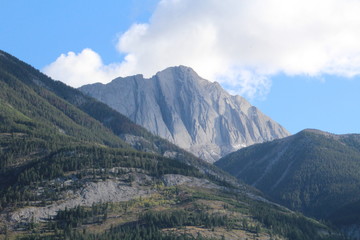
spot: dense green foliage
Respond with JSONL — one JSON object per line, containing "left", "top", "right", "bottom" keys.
{"left": 0, "top": 51, "right": 129, "bottom": 175}
{"left": 216, "top": 129, "right": 360, "bottom": 225}
{"left": 55, "top": 204, "right": 109, "bottom": 228}
{"left": 0, "top": 61, "right": 125, "bottom": 149}
{"left": 250, "top": 203, "right": 327, "bottom": 240}
{"left": 55, "top": 209, "right": 229, "bottom": 240}
{"left": 139, "top": 209, "right": 229, "bottom": 229}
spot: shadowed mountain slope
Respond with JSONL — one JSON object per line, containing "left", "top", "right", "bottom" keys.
{"left": 216, "top": 129, "right": 360, "bottom": 227}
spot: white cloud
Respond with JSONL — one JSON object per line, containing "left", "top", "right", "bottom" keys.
{"left": 42, "top": 49, "right": 136, "bottom": 88}
{"left": 218, "top": 70, "right": 272, "bottom": 101}
{"left": 44, "top": 0, "right": 360, "bottom": 99}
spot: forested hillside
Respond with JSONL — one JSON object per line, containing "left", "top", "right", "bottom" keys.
{"left": 0, "top": 51, "right": 344, "bottom": 240}
{"left": 216, "top": 129, "right": 360, "bottom": 234}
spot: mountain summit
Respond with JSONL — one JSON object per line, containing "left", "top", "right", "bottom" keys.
{"left": 80, "top": 66, "right": 290, "bottom": 162}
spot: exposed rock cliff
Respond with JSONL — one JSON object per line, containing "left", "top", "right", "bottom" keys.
{"left": 80, "top": 66, "right": 289, "bottom": 162}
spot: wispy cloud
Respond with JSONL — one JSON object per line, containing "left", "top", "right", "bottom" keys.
{"left": 43, "top": 0, "right": 360, "bottom": 99}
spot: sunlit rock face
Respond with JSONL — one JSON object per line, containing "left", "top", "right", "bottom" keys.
{"left": 80, "top": 66, "right": 290, "bottom": 163}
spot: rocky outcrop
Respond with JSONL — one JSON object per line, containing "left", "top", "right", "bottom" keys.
{"left": 80, "top": 66, "right": 290, "bottom": 162}
{"left": 9, "top": 173, "right": 225, "bottom": 223}
{"left": 10, "top": 175, "right": 155, "bottom": 223}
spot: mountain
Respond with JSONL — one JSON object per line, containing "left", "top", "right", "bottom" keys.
{"left": 0, "top": 50, "right": 235, "bottom": 184}
{"left": 0, "top": 50, "right": 127, "bottom": 168}
{"left": 0, "top": 50, "right": 343, "bottom": 240}
{"left": 216, "top": 129, "right": 360, "bottom": 234}
{"left": 79, "top": 66, "right": 290, "bottom": 162}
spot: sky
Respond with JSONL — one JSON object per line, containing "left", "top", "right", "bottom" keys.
{"left": 1, "top": 0, "right": 360, "bottom": 134}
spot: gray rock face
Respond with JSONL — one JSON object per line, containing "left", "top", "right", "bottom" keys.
{"left": 80, "top": 66, "right": 290, "bottom": 162}
{"left": 10, "top": 175, "right": 155, "bottom": 223}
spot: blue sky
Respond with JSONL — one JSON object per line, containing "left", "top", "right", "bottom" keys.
{"left": 0, "top": 0, "right": 157, "bottom": 67}
{"left": 1, "top": 0, "right": 360, "bottom": 134}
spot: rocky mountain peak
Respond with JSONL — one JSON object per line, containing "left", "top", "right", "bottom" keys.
{"left": 80, "top": 66, "right": 290, "bottom": 163}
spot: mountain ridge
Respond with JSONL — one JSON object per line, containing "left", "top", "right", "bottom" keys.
{"left": 216, "top": 128, "right": 360, "bottom": 238}
{"left": 80, "top": 66, "right": 290, "bottom": 162}
{"left": 0, "top": 50, "right": 240, "bottom": 187}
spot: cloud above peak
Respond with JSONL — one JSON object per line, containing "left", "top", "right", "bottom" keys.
{"left": 43, "top": 49, "right": 132, "bottom": 88}
{"left": 44, "top": 0, "right": 360, "bottom": 99}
